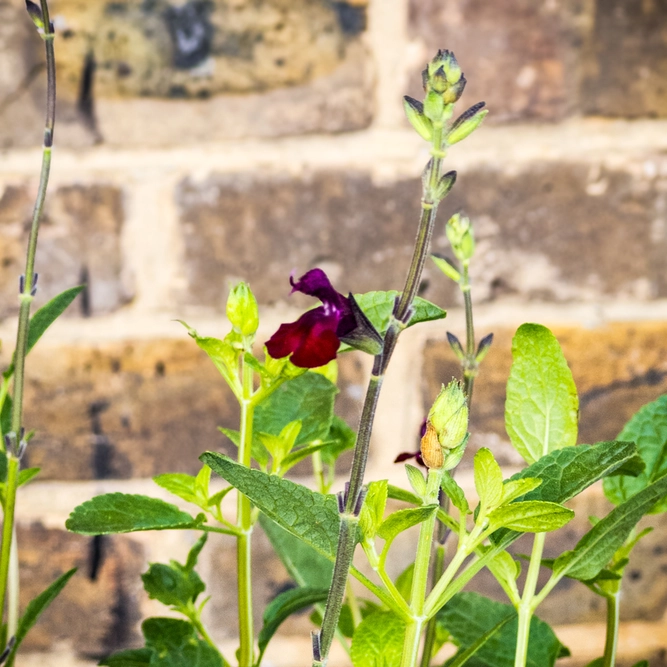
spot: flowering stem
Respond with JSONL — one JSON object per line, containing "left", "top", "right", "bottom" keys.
{"left": 461, "top": 264, "right": 476, "bottom": 402}
{"left": 237, "top": 356, "right": 255, "bottom": 667}
{"left": 0, "top": 0, "right": 55, "bottom": 640}
{"left": 313, "top": 124, "right": 448, "bottom": 667}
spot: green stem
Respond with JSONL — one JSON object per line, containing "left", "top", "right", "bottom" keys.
{"left": 418, "top": 542, "right": 445, "bottom": 667}
{"left": 401, "top": 469, "right": 442, "bottom": 667}
{"left": 602, "top": 592, "right": 620, "bottom": 667}
{"left": 461, "top": 265, "right": 476, "bottom": 403}
{"left": 237, "top": 358, "right": 255, "bottom": 667}
{"left": 514, "top": 533, "right": 545, "bottom": 667}
{"left": 0, "top": 0, "right": 55, "bottom": 639}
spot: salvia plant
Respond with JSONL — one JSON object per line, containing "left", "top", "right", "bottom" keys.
{"left": 1, "top": 4, "right": 665, "bottom": 666}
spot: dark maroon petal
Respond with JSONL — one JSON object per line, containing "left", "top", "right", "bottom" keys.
{"left": 291, "top": 269, "right": 349, "bottom": 313}
{"left": 394, "top": 451, "right": 419, "bottom": 463}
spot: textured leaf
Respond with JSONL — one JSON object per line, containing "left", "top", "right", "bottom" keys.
{"left": 474, "top": 448, "right": 503, "bottom": 510}
{"left": 254, "top": 372, "right": 338, "bottom": 445}
{"left": 257, "top": 587, "right": 329, "bottom": 662}
{"left": 445, "top": 613, "right": 515, "bottom": 667}
{"left": 98, "top": 649, "right": 153, "bottom": 667}
{"left": 556, "top": 473, "right": 667, "bottom": 581}
{"left": 153, "top": 473, "right": 199, "bottom": 505}
{"left": 319, "top": 415, "right": 356, "bottom": 466}
{"left": 142, "top": 618, "right": 223, "bottom": 667}
{"left": 359, "top": 480, "right": 388, "bottom": 540}
{"left": 405, "top": 465, "right": 427, "bottom": 498}
{"left": 377, "top": 506, "right": 438, "bottom": 543}
{"left": 203, "top": 453, "right": 340, "bottom": 558}
{"left": 3, "top": 286, "right": 84, "bottom": 379}
{"left": 501, "top": 478, "right": 541, "bottom": 505}
{"left": 6, "top": 569, "right": 77, "bottom": 667}
{"left": 604, "top": 394, "right": 667, "bottom": 513}
{"left": 350, "top": 611, "right": 405, "bottom": 667}
{"left": 437, "top": 592, "right": 569, "bottom": 667}
{"left": 505, "top": 324, "right": 578, "bottom": 464}
{"left": 353, "top": 291, "right": 446, "bottom": 334}
{"left": 441, "top": 472, "right": 470, "bottom": 514}
{"left": 66, "top": 494, "right": 199, "bottom": 535}
{"left": 142, "top": 562, "right": 205, "bottom": 608}
{"left": 488, "top": 501, "right": 573, "bottom": 533}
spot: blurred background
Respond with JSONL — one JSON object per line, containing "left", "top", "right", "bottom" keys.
{"left": 2, "top": 0, "right": 667, "bottom": 664}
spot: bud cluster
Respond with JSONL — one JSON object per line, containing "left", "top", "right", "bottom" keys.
{"left": 446, "top": 212, "right": 475, "bottom": 265}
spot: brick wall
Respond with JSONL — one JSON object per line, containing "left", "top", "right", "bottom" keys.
{"left": 2, "top": 0, "right": 667, "bottom": 665}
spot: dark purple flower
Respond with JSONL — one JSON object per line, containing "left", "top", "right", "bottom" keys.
{"left": 266, "top": 269, "right": 382, "bottom": 369}
{"left": 394, "top": 418, "right": 428, "bottom": 468}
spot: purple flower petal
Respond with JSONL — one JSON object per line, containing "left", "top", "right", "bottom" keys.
{"left": 291, "top": 269, "right": 350, "bottom": 315}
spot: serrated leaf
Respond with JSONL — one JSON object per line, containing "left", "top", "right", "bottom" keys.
{"left": 556, "top": 473, "right": 667, "bottom": 581}
{"left": 203, "top": 453, "right": 340, "bottom": 559}
{"left": 4, "top": 286, "right": 84, "bottom": 379}
{"left": 377, "top": 505, "right": 438, "bottom": 543}
{"left": 359, "top": 480, "right": 388, "bottom": 540}
{"left": 99, "top": 649, "right": 154, "bottom": 667}
{"left": 66, "top": 494, "right": 199, "bottom": 535}
{"left": 474, "top": 448, "right": 503, "bottom": 510}
{"left": 353, "top": 291, "right": 446, "bottom": 335}
{"left": 445, "top": 613, "right": 515, "bottom": 667}
{"left": 437, "top": 592, "right": 569, "bottom": 667}
{"left": 254, "top": 372, "right": 338, "bottom": 445}
{"left": 488, "top": 501, "right": 573, "bottom": 533}
{"left": 350, "top": 611, "right": 405, "bottom": 667}
{"left": 142, "top": 618, "right": 223, "bottom": 667}
{"left": 6, "top": 568, "right": 77, "bottom": 667}
{"left": 142, "top": 562, "right": 205, "bottom": 608}
{"left": 604, "top": 394, "right": 667, "bottom": 513}
{"left": 405, "top": 465, "right": 426, "bottom": 498}
{"left": 505, "top": 324, "right": 579, "bottom": 464}
{"left": 257, "top": 587, "right": 329, "bottom": 663}
{"left": 441, "top": 472, "right": 470, "bottom": 514}
{"left": 153, "top": 473, "right": 199, "bottom": 505}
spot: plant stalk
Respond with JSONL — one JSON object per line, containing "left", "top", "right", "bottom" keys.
{"left": 313, "top": 126, "right": 447, "bottom": 667}
{"left": 0, "top": 0, "right": 55, "bottom": 637}
{"left": 602, "top": 591, "right": 620, "bottom": 667}
{"left": 237, "top": 357, "right": 255, "bottom": 667}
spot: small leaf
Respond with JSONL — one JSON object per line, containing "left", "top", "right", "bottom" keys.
{"left": 405, "top": 465, "right": 426, "bottom": 498}
{"left": 359, "top": 480, "right": 388, "bottom": 540}
{"left": 153, "top": 473, "right": 199, "bottom": 505}
{"left": 6, "top": 569, "right": 77, "bottom": 667}
{"left": 3, "top": 286, "right": 84, "bottom": 379}
{"left": 99, "top": 649, "right": 154, "bottom": 667}
{"left": 319, "top": 415, "right": 356, "bottom": 466}
{"left": 66, "top": 494, "right": 199, "bottom": 535}
{"left": 17, "top": 467, "right": 40, "bottom": 487}
{"left": 441, "top": 472, "right": 470, "bottom": 514}
{"left": 505, "top": 324, "right": 579, "bottom": 464}
{"left": 350, "top": 611, "right": 405, "bottom": 667}
{"left": 142, "top": 562, "right": 205, "bottom": 608}
{"left": 501, "top": 478, "right": 541, "bottom": 505}
{"left": 604, "top": 394, "right": 667, "bottom": 513}
{"left": 487, "top": 549, "right": 521, "bottom": 585}
{"left": 185, "top": 533, "right": 208, "bottom": 571}
{"left": 142, "top": 617, "right": 223, "bottom": 667}
{"left": 395, "top": 563, "right": 414, "bottom": 602}
{"left": 378, "top": 506, "right": 438, "bottom": 543}
{"left": 257, "top": 587, "right": 329, "bottom": 663}
{"left": 488, "top": 501, "right": 574, "bottom": 533}
{"left": 474, "top": 448, "right": 504, "bottom": 510}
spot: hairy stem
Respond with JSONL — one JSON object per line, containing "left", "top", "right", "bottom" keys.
{"left": 603, "top": 591, "right": 620, "bottom": 667}
{"left": 0, "top": 0, "right": 55, "bottom": 637}
{"left": 237, "top": 358, "right": 255, "bottom": 667}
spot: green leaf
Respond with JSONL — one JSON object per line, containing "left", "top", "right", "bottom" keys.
{"left": 259, "top": 420, "right": 302, "bottom": 469}
{"left": 141, "top": 562, "right": 205, "bottom": 608}
{"left": 350, "top": 611, "right": 405, "bottom": 667}
{"left": 505, "top": 324, "right": 578, "bottom": 464}
{"left": 377, "top": 506, "right": 438, "bottom": 543}
{"left": 98, "top": 648, "right": 154, "bottom": 667}
{"left": 359, "top": 480, "right": 388, "bottom": 540}
{"left": 153, "top": 473, "right": 199, "bottom": 505}
{"left": 6, "top": 569, "right": 77, "bottom": 667}
{"left": 474, "top": 448, "right": 503, "bottom": 511}
{"left": 555, "top": 473, "right": 667, "bottom": 581}
{"left": 66, "top": 494, "right": 199, "bottom": 535}
{"left": 405, "top": 465, "right": 426, "bottom": 498}
{"left": 17, "top": 467, "right": 40, "bottom": 487}
{"left": 218, "top": 427, "right": 269, "bottom": 468}
{"left": 319, "top": 415, "right": 356, "bottom": 466}
{"left": 445, "top": 613, "right": 515, "bottom": 667}
{"left": 185, "top": 533, "right": 208, "bottom": 571}
{"left": 387, "top": 484, "right": 422, "bottom": 506}
{"left": 4, "top": 286, "right": 84, "bottom": 379}
{"left": 142, "top": 618, "right": 223, "bottom": 667}
{"left": 0, "top": 450, "right": 7, "bottom": 484}
{"left": 257, "top": 587, "right": 329, "bottom": 663}
{"left": 259, "top": 514, "right": 333, "bottom": 588}
{"left": 353, "top": 291, "right": 446, "bottom": 334}
{"left": 501, "top": 478, "right": 541, "bottom": 505}
{"left": 395, "top": 563, "right": 414, "bottom": 602}
{"left": 203, "top": 453, "right": 340, "bottom": 559}
{"left": 0, "top": 394, "right": 11, "bottom": 439}
{"left": 488, "top": 501, "right": 573, "bottom": 533}
{"left": 441, "top": 472, "right": 470, "bottom": 514}
{"left": 437, "top": 592, "right": 569, "bottom": 667}
{"left": 254, "top": 372, "right": 338, "bottom": 445}
{"left": 280, "top": 440, "right": 340, "bottom": 473}
{"left": 582, "top": 659, "right": 603, "bottom": 667}
{"left": 604, "top": 394, "right": 667, "bottom": 513}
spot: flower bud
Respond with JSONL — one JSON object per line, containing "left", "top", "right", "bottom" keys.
{"left": 226, "top": 282, "right": 259, "bottom": 337}
{"left": 446, "top": 213, "right": 475, "bottom": 263}
{"left": 423, "top": 90, "right": 445, "bottom": 122}
{"left": 447, "top": 102, "right": 488, "bottom": 145}
{"left": 422, "top": 50, "right": 466, "bottom": 104}
{"left": 25, "top": 0, "right": 44, "bottom": 29}
{"left": 431, "top": 254, "right": 461, "bottom": 283}
{"left": 475, "top": 333, "right": 494, "bottom": 363}
{"left": 403, "top": 96, "right": 433, "bottom": 141}
{"left": 435, "top": 170, "right": 457, "bottom": 201}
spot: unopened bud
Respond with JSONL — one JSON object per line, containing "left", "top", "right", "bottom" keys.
{"left": 435, "top": 171, "right": 457, "bottom": 200}
{"left": 446, "top": 331, "right": 465, "bottom": 361}
{"left": 476, "top": 333, "right": 494, "bottom": 363}
{"left": 226, "top": 282, "right": 259, "bottom": 337}
{"left": 447, "top": 102, "right": 488, "bottom": 145}
{"left": 442, "top": 75, "right": 467, "bottom": 104}
{"left": 431, "top": 254, "right": 461, "bottom": 282}
{"left": 420, "top": 421, "right": 443, "bottom": 469}
{"left": 25, "top": 0, "right": 44, "bottom": 29}
{"left": 446, "top": 213, "right": 475, "bottom": 263}
{"left": 403, "top": 96, "right": 433, "bottom": 141}
{"left": 423, "top": 90, "right": 445, "bottom": 123}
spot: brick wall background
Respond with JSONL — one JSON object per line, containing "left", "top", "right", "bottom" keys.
{"left": 2, "top": 0, "right": 667, "bottom": 665}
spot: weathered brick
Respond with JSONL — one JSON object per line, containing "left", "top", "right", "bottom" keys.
{"left": 407, "top": 0, "right": 589, "bottom": 122}
{"left": 0, "top": 182, "right": 130, "bottom": 319}
{"left": 19, "top": 0, "right": 373, "bottom": 146}
{"left": 423, "top": 323, "right": 667, "bottom": 465}
{"left": 17, "top": 522, "right": 143, "bottom": 655}
{"left": 176, "top": 161, "right": 667, "bottom": 311}
{"left": 582, "top": 0, "right": 667, "bottom": 118}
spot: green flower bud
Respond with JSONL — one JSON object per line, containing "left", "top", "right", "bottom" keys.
{"left": 447, "top": 102, "right": 488, "bottom": 145}
{"left": 421, "top": 381, "right": 469, "bottom": 469}
{"left": 25, "top": 0, "right": 44, "bottom": 30}
{"left": 423, "top": 90, "right": 445, "bottom": 122}
{"left": 446, "top": 213, "right": 475, "bottom": 263}
{"left": 422, "top": 50, "right": 466, "bottom": 104}
{"left": 475, "top": 333, "right": 494, "bottom": 363}
{"left": 403, "top": 96, "right": 433, "bottom": 141}
{"left": 435, "top": 170, "right": 457, "bottom": 201}
{"left": 442, "top": 75, "right": 467, "bottom": 104}
{"left": 226, "top": 282, "right": 259, "bottom": 337}
{"left": 427, "top": 50, "right": 462, "bottom": 86}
